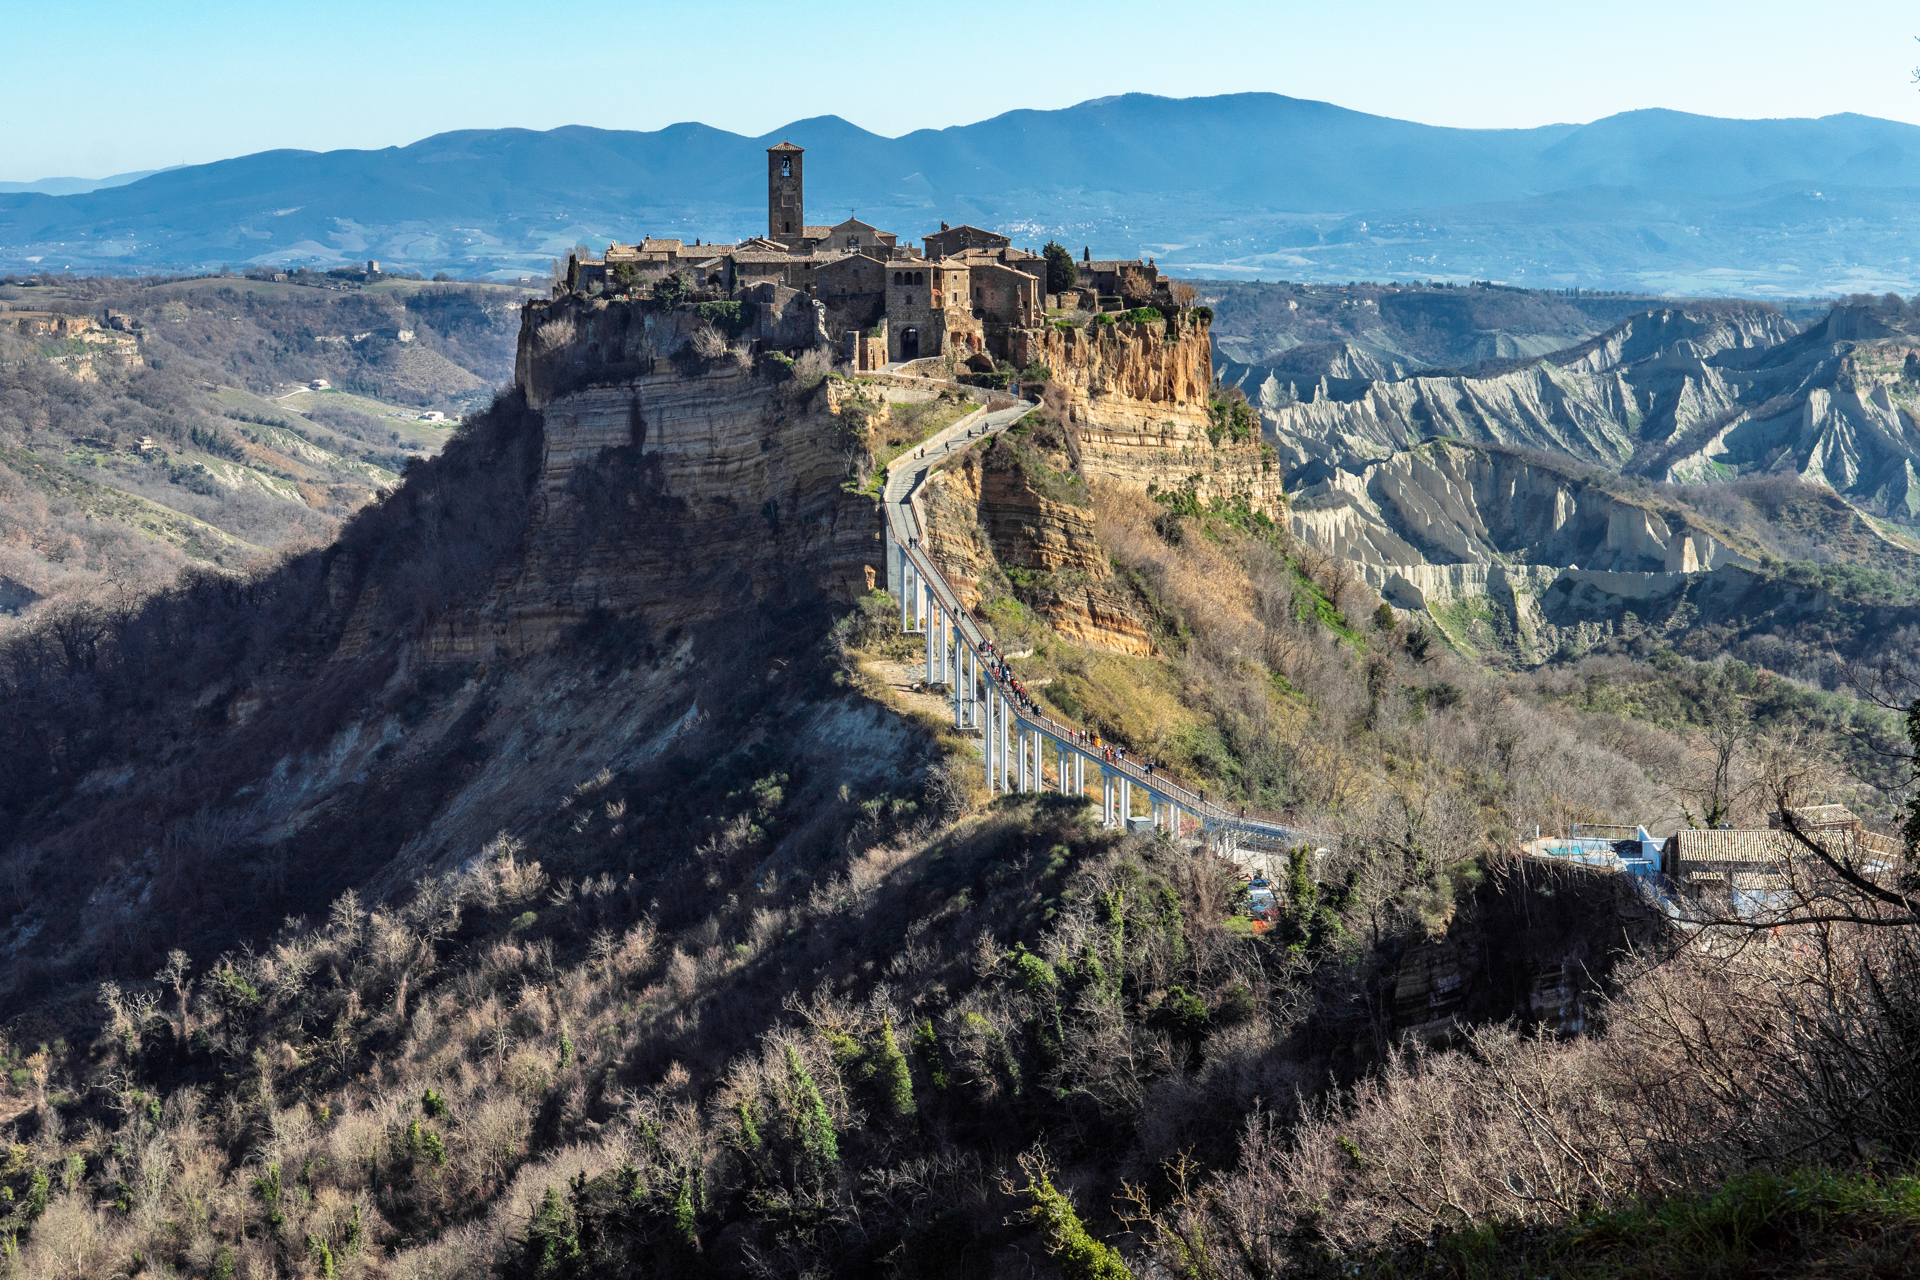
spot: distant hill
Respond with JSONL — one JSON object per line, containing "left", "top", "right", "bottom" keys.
{"left": 0, "top": 168, "right": 172, "bottom": 196}
{"left": 4, "top": 95, "right": 1919, "bottom": 293}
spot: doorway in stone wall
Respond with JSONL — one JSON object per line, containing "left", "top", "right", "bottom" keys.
{"left": 900, "top": 327, "right": 920, "bottom": 360}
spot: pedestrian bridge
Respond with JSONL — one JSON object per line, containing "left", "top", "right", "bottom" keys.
{"left": 877, "top": 387, "right": 1337, "bottom": 860}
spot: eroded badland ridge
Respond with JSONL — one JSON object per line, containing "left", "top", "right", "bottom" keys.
{"left": 0, "top": 145, "right": 1915, "bottom": 1279}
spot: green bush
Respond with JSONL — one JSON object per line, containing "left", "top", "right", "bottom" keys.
{"left": 1121, "top": 307, "right": 1163, "bottom": 324}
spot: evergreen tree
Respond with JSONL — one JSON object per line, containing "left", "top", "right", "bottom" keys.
{"left": 522, "top": 1184, "right": 580, "bottom": 1279}
{"left": 1020, "top": 1170, "right": 1132, "bottom": 1280}
{"left": 783, "top": 1044, "right": 839, "bottom": 1182}
{"left": 1043, "top": 242, "right": 1078, "bottom": 294}
{"left": 873, "top": 1017, "right": 916, "bottom": 1118}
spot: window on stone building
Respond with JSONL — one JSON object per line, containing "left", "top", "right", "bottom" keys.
{"left": 781, "top": 159, "right": 791, "bottom": 177}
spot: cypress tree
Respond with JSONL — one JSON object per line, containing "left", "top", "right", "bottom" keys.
{"left": 912, "top": 1019, "right": 949, "bottom": 1090}
{"left": 783, "top": 1044, "right": 839, "bottom": 1180}
{"left": 873, "top": 1017, "right": 915, "bottom": 1118}
{"left": 1021, "top": 1172, "right": 1132, "bottom": 1280}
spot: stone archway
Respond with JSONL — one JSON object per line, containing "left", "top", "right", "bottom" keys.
{"left": 900, "top": 327, "right": 920, "bottom": 360}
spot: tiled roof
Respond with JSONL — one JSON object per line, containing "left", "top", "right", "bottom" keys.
{"left": 767, "top": 141, "right": 803, "bottom": 152}
{"left": 1668, "top": 829, "right": 1796, "bottom": 864}
{"left": 803, "top": 226, "right": 832, "bottom": 238}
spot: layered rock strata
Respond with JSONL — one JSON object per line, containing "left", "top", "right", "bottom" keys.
{"left": 922, "top": 447, "right": 1151, "bottom": 656}
{"left": 1288, "top": 441, "right": 1758, "bottom": 577}
{"left": 1015, "top": 313, "right": 1284, "bottom": 514}
{"left": 392, "top": 302, "right": 877, "bottom": 660}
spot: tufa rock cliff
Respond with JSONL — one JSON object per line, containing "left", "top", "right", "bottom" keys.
{"left": 921, "top": 433, "right": 1152, "bottom": 656}
{"left": 0, "top": 298, "right": 910, "bottom": 1002}
{"left": 1016, "top": 311, "right": 1284, "bottom": 514}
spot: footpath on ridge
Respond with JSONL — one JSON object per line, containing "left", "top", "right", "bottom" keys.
{"left": 873, "top": 367, "right": 1337, "bottom": 864}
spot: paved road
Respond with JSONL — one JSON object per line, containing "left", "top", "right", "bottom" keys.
{"left": 882, "top": 398, "right": 1030, "bottom": 509}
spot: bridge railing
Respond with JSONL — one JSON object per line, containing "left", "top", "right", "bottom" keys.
{"left": 876, "top": 388, "right": 1340, "bottom": 852}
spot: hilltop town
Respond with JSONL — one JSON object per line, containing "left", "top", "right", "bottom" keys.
{"left": 562, "top": 142, "right": 1179, "bottom": 368}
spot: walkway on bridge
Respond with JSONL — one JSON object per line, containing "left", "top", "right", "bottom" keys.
{"left": 874, "top": 375, "right": 1338, "bottom": 860}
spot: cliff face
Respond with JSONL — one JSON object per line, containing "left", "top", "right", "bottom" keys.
{"left": 922, "top": 444, "right": 1152, "bottom": 656}
{"left": 350, "top": 295, "right": 877, "bottom": 661}
{"left": 1288, "top": 441, "right": 1758, "bottom": 577}
{"left": 1263, "top": 305, "right": 1920, "bottom": 526}
{"left": 419, "top": 364, "right": 871, "bottom": 660}
{"left": 1016, "top": 314, "right": 1284, "bottom": 514}
{"left": 1381, "top": 857, "right": 1668, "bottom": 1045}
{"left": 0, "top": 314, "right": 901, "bottom": 1000}
{"left": 515, "top": 292, "right": 828, "bottom": 410}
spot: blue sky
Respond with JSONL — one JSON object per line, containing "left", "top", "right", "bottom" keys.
{"left": 5, "top": 0, "right": 1920, "bottom": 181}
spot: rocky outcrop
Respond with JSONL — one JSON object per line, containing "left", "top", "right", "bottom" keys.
{"left": 1262, "top": 304, "right": 1920, "bottom": 529}
{"left": 416, "top": 357, "right": 872, "bottom": 660}
{"left": 1016, "top": 313, "right": 1285, "bottom": 515}
{"left": 922, "top": 445, "right": 1152, "bottom": 656}
{"left": 516, "top": 292, "right": 827, "bottom": 408}
{"left": 1282, "top": 440, "right": 1772, "bottom": 664}
{"left": 1265, "top": 307, "right": 1796, "bottom": 478}
{"left": 1289, "top": 442, "right": 1758, "bottom": 576}
{"left": 1382, "top": 856, "right": 1669, "bottom": 1044}
{"left": 15, "top": 311, "right": 144, "bottom": 381}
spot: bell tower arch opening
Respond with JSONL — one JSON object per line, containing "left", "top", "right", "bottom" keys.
{"left": 767, "top": 142, "right": 804, "bottom": 246}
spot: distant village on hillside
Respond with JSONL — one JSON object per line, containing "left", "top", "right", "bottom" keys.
{"left": 563, "top": 143, "right": 1179, "bottom": 368}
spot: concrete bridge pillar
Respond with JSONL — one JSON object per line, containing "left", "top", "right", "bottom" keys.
{"left": 982, "top": 684, "right": 993, "bottom": 789}
{"left": 925, "top": 600, "right": 937, "bottom": 682}
{"left": 1006, "top": 694, "right": 1021, "bottom": 794}
{"left": 1120, "top": 776, "right": 1132, "bottom": 826}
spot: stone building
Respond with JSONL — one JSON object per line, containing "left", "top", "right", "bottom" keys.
{"left": 883, "top": 259, "right": 982, "bottom": 361}
{"left": 924, "top": 223, "right": 1010, "bottom": 258}
{"left": 1662, "top": 806, "right": 1897, "bottom": 897}
{"left": 558, "top": 141, "right": 1173, "bottom": 366}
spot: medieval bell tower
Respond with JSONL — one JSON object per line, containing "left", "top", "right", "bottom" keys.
{"left": 767, "top": 142, "right": 803, "bottom": 245}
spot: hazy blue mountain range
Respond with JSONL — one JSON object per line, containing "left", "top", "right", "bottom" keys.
{"left": 0, "top": 168, "right": 173, "bottom": 196}
{"left": 4, "top": 94, "right": 1918, "bottom": 294}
